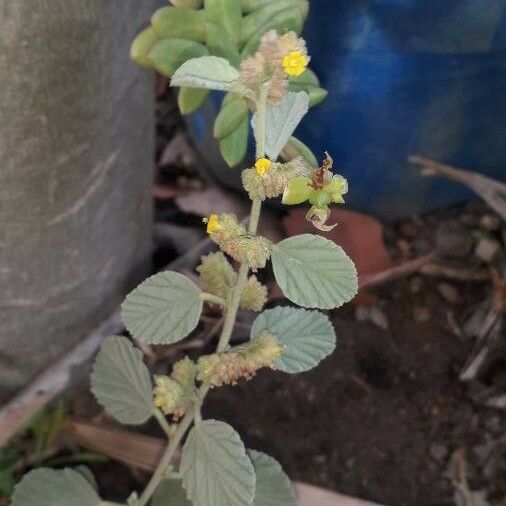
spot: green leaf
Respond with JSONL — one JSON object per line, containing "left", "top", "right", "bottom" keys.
{"left": 219, "top": 114, "right": 249, "bottom": 167}
{"left": 130, "top": 27, "right": 159, "bottom": 68}
{"left": 240, "top": 0, "right": 302, "bottom": 43}
{"left": 12, "top": 468, "right": 100, "bottom": 506}
{"left": 214, "top": 97, "right": 249, "bottom": 139}
{"left": 271, "top": 234, "right": 358, "bottom": 309}
{"left": 171, "top": 0, "right": 203, "bottom": 8}
{"left": 254, "top": 92, "right": 309, "bottom": 161}
{"left": 0, "top": 448, "right": 20, "bottom": 496}
{"left": 171, "top": 56, "right": 240, "bottom": 91}
{"left": 249, "top": 450, "right": 297, "bottom": 506}
{"left": 178, "top": 87, "right": 210, "bottom": 115}
{"left": 281, "top": 136, "right": 318, "bottom": 167}
{"left": 181, "top": 420, "right": 256, "bottom": 506}
{"left": 289, "top": 68, "right": 320, "bottom": 88}
{"left": 204, "top": 0, "right": 242, "bottom": 44}
{"left": 91, "top": 336, "right": 153, "bottom": 425}
{"left": 149, "top": 38, "right": 209, "bottom": 77}
{"left": 122, "top": 271, "right": 203, "bottom": 345}
{"left": 251, "top": 307, "right": 336, "bottom": 373}
{"left": 152, "top": 479, "right": 192, "bottom": 506}
{"left": 151, "top": 7, "right": 206, "bottom": 42}
{"left": 206, "top": 22, "right": 241, "bottom": 67}
{"left": 288, "top": 83, "right": 328, "bottom": 107}
{"left": 240, "top": 0, "right": 275, "bottom": 14}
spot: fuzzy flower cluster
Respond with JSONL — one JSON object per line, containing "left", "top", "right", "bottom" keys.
{"left": 204, "top": 213, "right": 271, "bottom": 270}
{"left": 197, "top": 252, "right": 268, "bottom": 312}
{"left": 239, "top": 30, "right": 309, "bottom": 106}
{"left": 242, "top": 156, "right": 311, "bottom": 201}
{"left": 153, "top": 357, "right": 196, "bottom": 420}
{"left": 197, "top": 332, "right": 284, "bottom": 388}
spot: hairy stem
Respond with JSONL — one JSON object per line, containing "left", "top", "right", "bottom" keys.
{"left": 136, "top": 83, "right": 269, "bottom": 506}
{"left": 153, "top": 408, "right": 173, "bottom": 438}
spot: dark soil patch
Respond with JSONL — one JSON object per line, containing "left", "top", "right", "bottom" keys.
{"left": 204, "top": 281, "right": 505, "bottom": 506}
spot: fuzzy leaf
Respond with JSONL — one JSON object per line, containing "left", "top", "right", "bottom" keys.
{"left": 152, "top": 479, "right": 192, "bottom": 506}
{"left": 178, "top": 87, "right": 210, "bottom": 115}
{"left": 149, "top": 38, "right": 208, "bottom": 77}
{"left": 253, "top": 92, "right": 309, "bottom": 161}
{"left": 251, "top": 307, "right": 336, "bottom": 373}
{"left": 249, "top": 451, "right": 297, "bottom": 506}
{"left": 204, "top": 0, "right": 242, "bottom": 44}
{"left": 171, "top": 56, "right": 240, "bottom": 91}
{"left": 91, "top": 336, "right": 153, "bottom": 424}
{"left": 151, "top": 7, "right": 206, "bottom": 41}
{"left": 122, "top": 271, "right": 203, "bottom": 345}
{"left": 271, "top": 234, "right": 358, "bottom": 309}
{"left": 12, "top": 468, "right": 100, "bottom": 506}
{"left": 181, "top": 420, "right": 256, "bottom": 506}
{"left": 219, "top": 114, "right": 249, "bottom": 167}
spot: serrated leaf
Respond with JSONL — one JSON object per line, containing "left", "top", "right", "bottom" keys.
{"left": 151, "top": 7, "right": 206, "bottom": 41}
{"left": 149, "top": 38, "right": 208, "bottom": 77}
{"left": 152, "top": 479, "right": 192, "bottom": 506}
{"left": 253, "top": 92, "right": 309, "bottom": 161}
{"left": 271, "top": 234, "right": 358, "bottom": 309}
{"left": 249, "top": 451, "right": 297, "bottom": 506}
{"left": 122, "top": 271, "right": 203, "bottom": 345}
{"left": 12, "top": 468, "right": 100, "bottom": 506}
{"left": 178, "top": 87, "right": 210, "bottom": 115}
{"left": 204, "top": 0, "right": 242, "bottom": 44}
{"left": 181, "top": 420, "right": 256, "bottom": 506}
{"left": 91, "top": 336, "right": 153, "bottom": 425}
{"left": 251, "top": 307, "right": 336, "bottom": 373}
{"left": 219, "top": 114, "right": 249, "bottom": 167}
{"left": 171, "top": 56, "right": 240, "bottom": 91}
{"left": 214, "top": 97, "right": 249, "bottom": 139}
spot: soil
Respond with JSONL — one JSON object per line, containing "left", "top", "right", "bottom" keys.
{"left": 204, "top": 278, "right": 505, "bottom": 506}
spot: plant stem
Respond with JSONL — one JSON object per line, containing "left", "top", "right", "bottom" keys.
{"left": 136, "top": 413, "right": 193, "bottom": 506}
{"left": 200, "top": 292, "right": 226, "bottom": 306}
{"left": 153, "top": 408, "right": 173, "bottom": 438}
{"left": 135, "top": 82, "right": 270, "bottom": 506}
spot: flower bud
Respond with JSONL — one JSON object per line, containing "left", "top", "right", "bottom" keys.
{"left": 240, "top": 275, "right": 268, "bottom": 311}
{"left": 153, "top": 375, "right": 187, "bottom": 420}
{"left": 197, "top": 331, "right": 283, "bottom": 387}
{"left": 306, "top": 205, "right": 337, "bottom": 232}
{"left": 224, "top": 235, "right": 271, "bottom": 270}
{"left": 197, "top": 251, "right": 235, "bottom": 299}
{"left": 171, "top": 357, "right": 196, "bottom": 388}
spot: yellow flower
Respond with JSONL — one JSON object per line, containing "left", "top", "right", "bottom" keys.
{"left": 282, "top": 51, "right": 309, "bottom": 77}
{"left": 203, "top": 214, "right": 220, "bottom": 234}
{"left": 255, "top": 157, "right": 272, "bottom": 177}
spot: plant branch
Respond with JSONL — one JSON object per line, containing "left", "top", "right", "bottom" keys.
{"left": 135, "top": 83, "right": 270, "bottom": 506}
{"left": 153, "top": 408, "right": 173, "bottom": 439}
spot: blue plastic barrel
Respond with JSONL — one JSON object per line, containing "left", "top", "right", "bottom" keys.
{"left": 188, "top": 0, "right": 506, "bottom": 219}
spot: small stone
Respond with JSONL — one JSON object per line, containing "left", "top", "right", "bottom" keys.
{"left": 435, "top": 221, "right": 472, "bottom": 259}
{"left": 437, "top": 283, "right": 459, "bottom": 303}
{"left": 429, "top": 442, "right": 448, "bottom": 462}
{"left": 369, "top": 306, "right": 389, "bottom": 330}
{"left": 474, "top": 237, "right": 500, "bottom": 263}
{"left": 414, "top": 306, "right": 431, "bottom": 322}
